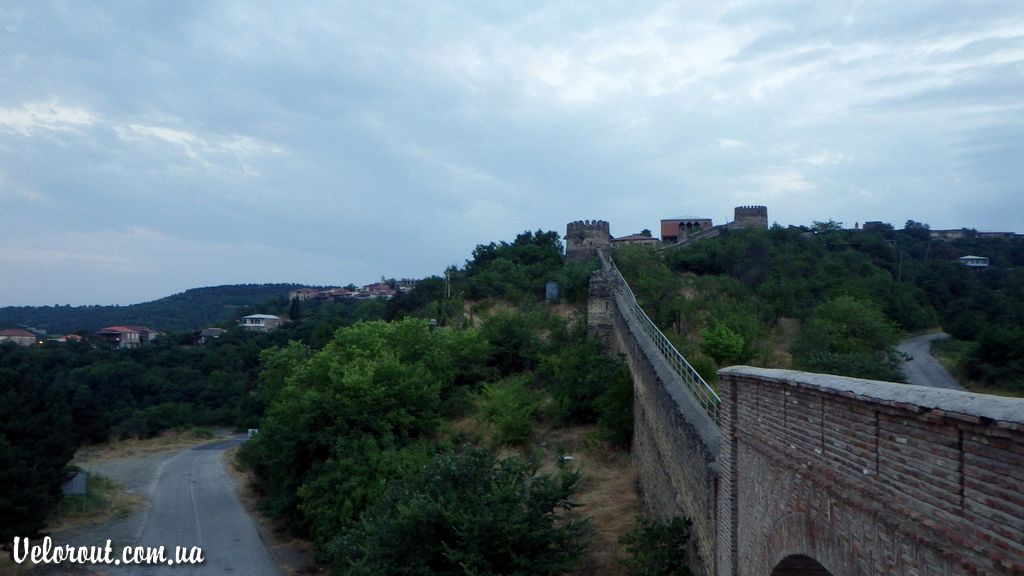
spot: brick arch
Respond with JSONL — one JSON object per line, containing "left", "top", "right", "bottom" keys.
{"left": 771, "top": 554, "right": 832, "bottom": 575}
{"left": 756, "top": 512, "right": 855, "bottom": 576}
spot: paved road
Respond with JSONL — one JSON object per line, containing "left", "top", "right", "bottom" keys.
{"left": 50, "top": 438, "right": 281, "bottom": 576}
{"left": 122, "top": 438, "right": 280, "bottom": 576}
{"left": 897, "top": 332, "right": 965, "bottom": 391}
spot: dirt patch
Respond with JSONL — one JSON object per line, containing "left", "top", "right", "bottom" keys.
{"left": 533, "top": 426, "right": 637, "bottom": 576}
{"left": 768, "top": 317, "right": 800, "bottom": 368}
{"left": 73, "top": 428, "right": 232, "bottom": 465}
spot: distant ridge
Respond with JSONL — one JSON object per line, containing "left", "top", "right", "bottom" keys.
{"left": 0, "top": 283, "right": 309, "bottom": 334}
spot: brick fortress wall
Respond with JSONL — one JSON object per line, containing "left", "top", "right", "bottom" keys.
{"left": 717, "top": 367, "right": 1024, "bottom": 576}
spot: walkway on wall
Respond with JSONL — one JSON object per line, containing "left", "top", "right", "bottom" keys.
{"left": 599, "top": 250, "right": 721, "bottom": 424}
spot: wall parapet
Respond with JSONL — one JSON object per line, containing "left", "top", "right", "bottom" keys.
{"left": 718, "top": 366, "right": 1024, "bottom": 425}
{"left": 607, "top": 256, "right": 721, "bottom": 424}
{"left": 717, "top": 366, "right": 1024, "bottom": 576}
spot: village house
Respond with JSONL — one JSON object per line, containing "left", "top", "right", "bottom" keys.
{"left": 199, "top": 327, "right": 227, "bottom": 344}
{"left": 0, "top": 328, "right": 37, "bottom": 346}
{"left": 959, "top": 255, "right": 989, "bottom": 268}
{"left": 611, "top": 233, "right": 661, "bottom": 248}
{"left": 239, "top": 314, "right": 283, "bottom": 332}
{"left": 96, "top": 326, "right": 161, "bottom": 350}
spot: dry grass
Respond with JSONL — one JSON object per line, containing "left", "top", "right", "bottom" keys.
{"left": 45, "top": 476, "right": 143, "bottom": 534}
{"left": 0, "top": 476, "right": 137, "bottom": 576}
{"left": 72, "top": 428, "right": 231, "bottom": 465}
{"left": 767, "top": 317, "right": 800, "bottom": 369}
{"left": 528, "top": 426, "right": 638, "bottom": 576}
{"left": 444, "top": 415, "right": 640, "bottom": 575}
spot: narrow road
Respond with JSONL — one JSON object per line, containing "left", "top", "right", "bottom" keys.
{"left": 50, "top": 438, "right": 281, "bottom": 576}
{"left": 122, "top": 437, "right": 280, "bottom": 576}
{"left": 897, "top": 332, "right": 965, "bottom": 391}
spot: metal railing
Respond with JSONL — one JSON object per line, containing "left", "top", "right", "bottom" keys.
{"left": 607, "top": 256, "right": 721, "bottom": 426}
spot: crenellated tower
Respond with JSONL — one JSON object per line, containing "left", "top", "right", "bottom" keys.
{"left": 733, "top": 205, "right": 768, "bottom": 229}
{"left": 565, "top": 220, "right": 611, "bottom": 261}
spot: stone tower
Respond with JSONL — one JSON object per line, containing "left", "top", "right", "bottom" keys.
{"left": 565, "top": 220, "right": 611, "bottom": 261}
{"left": 733, "top": 205, "right": 768, "bottom": 229}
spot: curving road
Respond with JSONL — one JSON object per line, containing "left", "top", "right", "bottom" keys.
{"left": 50, "top": 438, "right": 281, "bottom": 576}
{"left": 121, "top": 438, "right": 280, "bottom": 576}
{"left": 897, "top": 332, "right": 965, "bottom": 391}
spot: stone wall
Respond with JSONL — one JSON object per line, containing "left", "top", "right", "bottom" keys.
{"left": 566, "top": 220, "right": 611, "bottom": 261}
{"left": 589, "top": 265, "right": 721, "bottom": 576}
{"left": 717, "top": 367, "right": 1024, "bottom": 576}
{"left": 732, "top": 206, "right": 768, "bottom": 229}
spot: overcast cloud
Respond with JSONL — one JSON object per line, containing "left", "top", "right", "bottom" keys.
{"left": 1, "top": 1, "right": 1022, "bottom": 305}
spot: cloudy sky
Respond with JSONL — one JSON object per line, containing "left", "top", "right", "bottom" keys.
{"left": 2, "top": 1, "right": 1022, "bottom": 305}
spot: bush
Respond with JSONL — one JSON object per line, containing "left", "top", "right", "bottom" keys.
{"left": 478, "top": 375, "right": 541, "bottom": 446}
{"left": 620, "top": 516, "right": 693, "bottom": 576}
{"left": 327, "top": 446, "right": 587, "bottom": 576}
{"left": 537, "top": 338, "right": 630, "bottom": 425}
{"left": 480, "top": 309, "right": 542, "bottom": 376}
{"left": 700, "top": 323, "right": 744, "bottom": 365}
{"left": 239, "top": 319, "right": 487, "bottom": 534}
{"left": 792, "top": 296, "right": 904, "bottom": 381}
{"left": 596, "top": 368, "right": 634, "bottom": 447}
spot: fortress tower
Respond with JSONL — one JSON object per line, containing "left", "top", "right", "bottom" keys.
{"left": 733, "top": 205, "right": 768, "bottom": 229}
{"left": 565, "top": 220, "right": 611, "bottom": 261}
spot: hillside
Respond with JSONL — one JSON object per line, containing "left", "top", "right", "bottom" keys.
{"left": 614, "top": 221, "right": 1024, "bottom": 394}
{"left": 0, "top": 283, "right": 308, "bottom": 334}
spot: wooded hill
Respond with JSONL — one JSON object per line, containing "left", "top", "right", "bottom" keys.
{"left": 615, "top": 220, "right": 1024, "bottom": 394}
{"left": 0, "top": 283, "right": 308, "bottom": 333}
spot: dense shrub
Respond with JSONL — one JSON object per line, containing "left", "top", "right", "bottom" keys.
{"left": 327, "top": 446, "right": 587, "bottom": 576}
{"left": 478, "top": 375, "right": 541, "bottom": 446}
{"left": 239, "top": 319, "right": 490, "bottom": 537}
{"left": 619, "top": 516, "right": 693, "bottom": 576}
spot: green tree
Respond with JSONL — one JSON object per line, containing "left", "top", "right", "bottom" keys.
{"left": 239, "top": 319, "right": 489, "bottom": 535}
{"left": 793, "top": 296, "right": 903, "bottom": 381}
{"left": 0, "top": 348, "right": 76, "bottom": 540}
{"left": 327, "top": 446, "right": 587, "bottom": 576}
{"left": 700, "top": 323, "right": 745, "bottom": 365}
{"left": 619, "top": 516, "right": 692, "bottom": 576}
{"left": 478, "top": 375, "right": 541, "bottom": 446}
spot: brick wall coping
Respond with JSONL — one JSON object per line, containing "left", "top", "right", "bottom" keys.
{"left": 719, "top": 366, "right": 1024, "bottom": 427}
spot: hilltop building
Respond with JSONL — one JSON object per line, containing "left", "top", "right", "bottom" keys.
{"left": 661, "top": 216, "right": 713, "bottom": 244}
{"left": 288, "top": 288, "right": 320, "bottom": 301}
{"left": 565, "top": 220, "right": 611, "bottom": 261}
{"left": 611, "top": 233, "right": 661, "bottom": 248}
{"left": 731, "top": 205, "right": 768, "bottom": 229}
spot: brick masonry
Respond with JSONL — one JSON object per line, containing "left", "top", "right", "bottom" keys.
{"left": 717, "top": 367, "right": 1024, "bottom": 575}
{"left": 587, "top": 255, "right": 1024, "bottom": 575}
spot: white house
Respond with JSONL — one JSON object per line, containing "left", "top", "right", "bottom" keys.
{"left": 959, "top": 255, "right": 989, "bottom": 268}
{"left": 239, "top": 314, "right": 283, "bottom": 332}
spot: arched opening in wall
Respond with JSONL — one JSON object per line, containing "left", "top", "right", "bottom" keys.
{"left": 771, "top": 554, "right": 833, "bottom": 576}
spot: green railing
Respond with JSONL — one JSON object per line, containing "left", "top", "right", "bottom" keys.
{"left": 607, "top": 256, "right": 721, "bottom": 426}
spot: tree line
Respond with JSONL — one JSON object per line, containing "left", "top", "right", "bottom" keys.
{"left": 3, "top": 229, "right": 671, "bottom": 575}
{"left": 614, "top": 220, "right": 1023, "bottom": 393}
